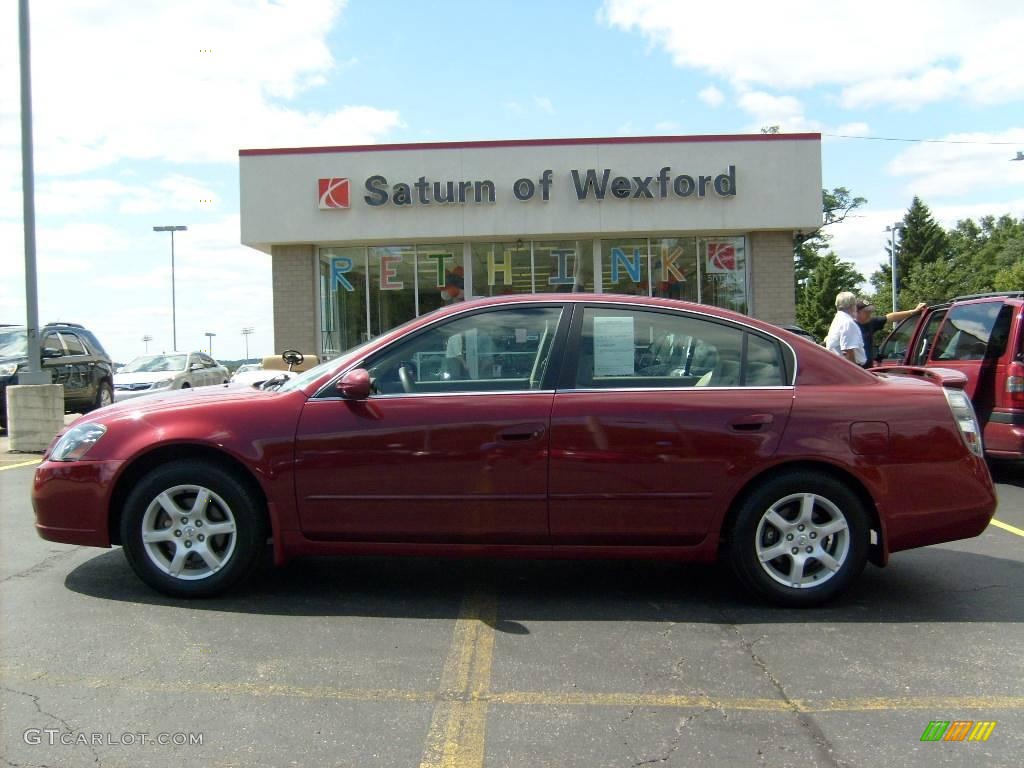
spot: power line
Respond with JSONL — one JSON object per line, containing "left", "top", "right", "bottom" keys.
{"left": 824, "top": 133, "right": 1020, "bottom": 146}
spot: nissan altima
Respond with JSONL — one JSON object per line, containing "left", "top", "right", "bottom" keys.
{"left": 33, "top": 295, "right": 996, "bottom": 606}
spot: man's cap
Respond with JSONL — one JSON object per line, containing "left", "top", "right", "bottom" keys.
{"left": 856, "top": 299, "right": 874, "bottom": 311}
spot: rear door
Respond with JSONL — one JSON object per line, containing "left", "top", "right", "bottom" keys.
{"left": 548, "top": 305, "right": 795, "bottom": 546}
{"left": 926, "top": 301, "right": 1011, "bottom": 418}
{"left": 58, "top": 331, "right": 95, "bottom": 406}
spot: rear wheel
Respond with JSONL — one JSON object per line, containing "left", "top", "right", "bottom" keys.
{"left": 89, "top": 381, "right": 113, "bottom": 411}
{"left": 120, "top": 461, "right": 266, "bottom": 597}
{"left": 728, "top": 472, "right": 869, "bottom": 607}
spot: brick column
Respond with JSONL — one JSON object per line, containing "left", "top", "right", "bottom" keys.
{"left": 271, "top": 244, "right": 318, "bottom": 355}
{"left": 749, "top": 231, "right": 796, "bottom": 326}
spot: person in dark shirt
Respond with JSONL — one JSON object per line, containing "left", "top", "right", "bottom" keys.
{"left": 856, "top": 299, "right": 927, "bottom": 368}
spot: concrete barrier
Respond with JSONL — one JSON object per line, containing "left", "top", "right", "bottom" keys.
{"left": 6, "top": 384, "right": 64, "bottom": 452}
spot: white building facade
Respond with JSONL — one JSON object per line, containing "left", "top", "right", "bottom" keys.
{"left": 239, "top": 134, "right": 822, "bottom": 357}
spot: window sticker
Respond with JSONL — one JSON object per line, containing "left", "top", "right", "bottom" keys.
{"left": 593, "top": 316, "right": 635, "bottom": 376}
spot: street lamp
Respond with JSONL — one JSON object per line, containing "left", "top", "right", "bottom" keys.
{"left": 204, "top": 331, "right": 216, "bottom": 357}
{"left": 241, "top": 327, "right": 254, "bottom": 361}
{"left": 142, "top": 334, "right": 152, "bottom": 353}
{"left": 153, "top": 225, "right": 187, "bottom": 351}
{"left": 886, "top": 223, "right": 905, "bottom": 312}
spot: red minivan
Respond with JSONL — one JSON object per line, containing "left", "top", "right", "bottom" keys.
{"left": 875, "top": 291, "right": 1024, "bottom": 460}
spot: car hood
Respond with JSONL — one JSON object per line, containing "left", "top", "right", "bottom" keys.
{"left": 93, "top": 380, "right": 271, "bottom": 416}
{"left": 114, "top": 371, "right": 185, "bottom": 385}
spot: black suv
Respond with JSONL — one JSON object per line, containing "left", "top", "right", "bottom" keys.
{"left": 0, "top": 322, "right": 115, "bottom": 429}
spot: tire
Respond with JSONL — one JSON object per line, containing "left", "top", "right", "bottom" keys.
{"left": 120, "top": 461, "right": 267, "bottom": 598}
{"left": 727, "top": 472, "right": 869, "bottom": 607}
{"left": 89, "top": 381, "right": 113, "bottom": 412}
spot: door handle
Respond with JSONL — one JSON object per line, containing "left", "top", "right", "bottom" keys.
{"left": 499, "top": 424, "right": 546, "bottom": 441}
{"left": 730, "top": 413, "right": 774, "bottom": 432}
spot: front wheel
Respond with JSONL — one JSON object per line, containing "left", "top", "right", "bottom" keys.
{"left": 727, "top": 472, "right": 869, "bottom": 607}
{"left": 120, "top": 461, "right": 266, "bottom": 597}
{"left": 89, "top": 381, "right": 113, "bottom": 411}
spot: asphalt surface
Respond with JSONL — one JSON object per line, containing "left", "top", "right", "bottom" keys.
{"left": 1, "top": 433, "right": 1021, "bottom": 768}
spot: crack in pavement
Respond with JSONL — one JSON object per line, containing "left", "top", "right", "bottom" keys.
{"left": 630, "top": 712, "right": 701, "bottom": 766}
{"left": 717, "top": 613, "right": 852, "bottom": 768}
{"left": 0, "top": 548, "right": 83, "bottom": 585}
{"left": 1, "top": 685, "right": 100, "bottom": 765}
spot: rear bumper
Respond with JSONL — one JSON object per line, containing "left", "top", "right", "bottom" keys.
{"left": 984, "top": 412, "right": 1024, "bottom": 459}
{"left": 32, "top": 459, "right": 123, "bottom": 547}
{"left": 881, "top": 455, "right": 997, "bottom": 555}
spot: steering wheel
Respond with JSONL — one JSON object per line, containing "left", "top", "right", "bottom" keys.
{"left": 398, "top": 363, "right": 415, "bottom": 393}
{"left": 282, "top": 350, "right": 304, "bottom": 370}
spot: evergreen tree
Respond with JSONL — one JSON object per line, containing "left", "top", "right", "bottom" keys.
{"left": 796, "top": 252, "right": 864, "bottom": 340}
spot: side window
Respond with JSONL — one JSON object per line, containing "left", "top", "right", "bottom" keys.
{"left": 200, "top": 355, "right": 216, "bottom": 367}
{"left": 878, "top": 316, "right": 918, "bottom": 364}
{"left": 912, "top": 310, "right": 946, "bottom": 365}
{"left": 41, "top": 332, "right": 63, "bottom": 357}
{"left": 365, "top": 306, "right": 563, "bottom": 395}
{"left": 60, "top": 333, "right": 88, "bottom": 356}
{"left": 574, "top": 307, "right": 786, "bottom": 389}
{"left": 931, "top": 303, "right": 1003, "bottom": 362}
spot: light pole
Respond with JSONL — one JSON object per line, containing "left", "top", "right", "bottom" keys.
{"left": 142, "top": 334, "right": 152, "bottom": 353}
{"left": 241, "top": 327, "right": 254, "bottom": 361}
{"left": 204, "top": 331, "right": 216, "bottom": 357}
{"left": 153, "top": 225, "right": 187, "bottom": 351}
{"left": 886, "top": 223, "right": 905, "bottom": 312}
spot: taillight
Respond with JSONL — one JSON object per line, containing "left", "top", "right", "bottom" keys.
{"left": 942, "top": 387, "right": 984, "bottom": 457}
{"left": 1008, "top": 361, "right": 1024, "bottom": 407}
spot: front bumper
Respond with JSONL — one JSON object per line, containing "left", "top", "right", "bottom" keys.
{"left": 32, "top": 458, "right": 124, "bottom": 547}
{"left": 113, "top": 385, "right": 172, "bottom": 402}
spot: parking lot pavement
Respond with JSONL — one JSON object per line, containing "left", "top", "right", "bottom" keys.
{"left": 1, "top": 461, "right": 1022, "bottom": 767}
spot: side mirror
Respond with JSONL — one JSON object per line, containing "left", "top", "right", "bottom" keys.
{"left": 336, "top": 368, "right": 371, "bottom": 400}
{"left": 190, "top": 363, "right": 203, "bottom": 371}
{"left": 41, "top": 347, "right": 62, "bottom": 359}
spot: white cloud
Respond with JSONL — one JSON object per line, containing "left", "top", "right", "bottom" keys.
{"left": 886, "top": 129, "right": 1024, "bottom": 199}
{"left": 832, "top": 122, "right": 871, "bottom": 138}
{"left": 0, "top": 0, "right": 401, "bottom": 174}
{"left": 534, "top": 96, "right": 555, "bottom": 114}
{"left": 735, "top": 90, "right": 819, "bottom": 133}
{"left": 653, "top": 120, "right": 680, "bottom": 133}
{"left": 697, "top": 86, "right": 724, "bottom": 108}
{"left": 601, "top": 0, "right": 1024, "bottom": 109}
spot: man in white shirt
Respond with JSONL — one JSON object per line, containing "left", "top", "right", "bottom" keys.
{"left": 824, "top": 291, "right": 866, "bottom": 366}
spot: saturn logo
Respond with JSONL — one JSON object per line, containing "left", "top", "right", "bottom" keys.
{"left": 706, "top": 241, "right": 737, "bottom": 273}
{"left": 318, "top": 178, "right": 350, "bottom": 209}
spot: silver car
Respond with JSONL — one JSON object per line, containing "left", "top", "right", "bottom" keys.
{"left": 113, "top": 352, "right": 229, "bottom": 401}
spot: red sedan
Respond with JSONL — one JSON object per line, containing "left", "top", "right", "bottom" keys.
{"left": 32, "top": 295, "right": 996, "bottom": 606}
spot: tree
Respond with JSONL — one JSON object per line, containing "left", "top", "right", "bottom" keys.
{"left": 795, "top": 252, "right": 864, "bottom": 341}
{"left": 870, "top": 197, "right": 950, "bottom": 312}
{"left": 793, "top": 187, "right": 867, "bottom": 334}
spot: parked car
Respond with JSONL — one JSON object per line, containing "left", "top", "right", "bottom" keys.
{"left": 33, "top": 295, "right": 995, "bottom": 605}
{"left": 0, "top": 321, "right": 114, "bottom": 428}
{"left": 113, "top": 352, "right": 229, "bottom": 401}
{"left": 227, "top": 351, "right": 319, "bottom": 389}
{"left": 874, "top": 291, "right": 1024, "bottom": 461}
{"left": 229, "top": 363, "right": 263, "bottom": 385}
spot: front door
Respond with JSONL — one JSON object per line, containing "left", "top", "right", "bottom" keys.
{"left": 294, "top": 304, "right": 566, "bottom": 543}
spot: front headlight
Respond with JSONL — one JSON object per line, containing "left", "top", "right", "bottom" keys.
{"left": 0, "top": 362, "right": 18, "bottom": 377}
{"left": 50, "top": 423, "right": 107, "bottom": 462}
{"left": 151, "top": 379, "right": 173, "bottom": 388}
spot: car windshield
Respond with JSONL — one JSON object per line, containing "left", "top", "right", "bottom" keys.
{"left": 120, "top": 354, "right": 187, "bottom": 373}
{"left": 0, "top": 328, "right": 27, "bottom": 358}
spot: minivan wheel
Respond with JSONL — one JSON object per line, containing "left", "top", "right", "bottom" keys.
{"left": 120, "top": 461, "right": 266, "bottom": 598}
{"left": 728, "top": 472, "right": 869, "bottom": 607}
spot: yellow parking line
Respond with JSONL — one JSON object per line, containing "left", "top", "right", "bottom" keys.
{"left": 0, "top": 458, "right": 42, "bottom": 471}
{"left": 3, "top": 665, "right": 1023, "bottom": 714}
{"left": 991, "top": 518, "right": 1024, "bottom": 538}
{"left": 419, "top": 589, "right": 497, "bottom": 768}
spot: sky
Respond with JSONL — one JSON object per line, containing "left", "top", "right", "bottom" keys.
{"left": 2, "top": 0, "right": 1022, "bottom": 363}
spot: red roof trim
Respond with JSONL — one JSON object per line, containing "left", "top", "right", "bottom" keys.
{"left": 239, "top": 133, "right": 821, "bottom": 157}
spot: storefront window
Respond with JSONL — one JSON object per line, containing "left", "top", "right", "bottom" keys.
{"left": 699, "top": 237, "right": 748, "bottom": 314}
{"left": 369, "top": 245, "right": 417, "bottom": 335}
{"left": 651, "top": 237, "right": 698, "bottom": 302}
{"left": 319, "top": 247, "right": 368, "bottom": 356}
{"left": 533, "top": 240, "right": 594, "bottom": 293}
{"left": 417, "top": 244, "right": 465, "bottom": 315}
{"left": 601, "top": 238, "right": 650, "bottom": 296}
{"left": 471, "top": 242, "right": 533, "bottom": 296}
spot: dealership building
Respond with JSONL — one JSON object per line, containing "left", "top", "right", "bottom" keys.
{"left": 239, "top": 133, "right": 822, "bottom": 358}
